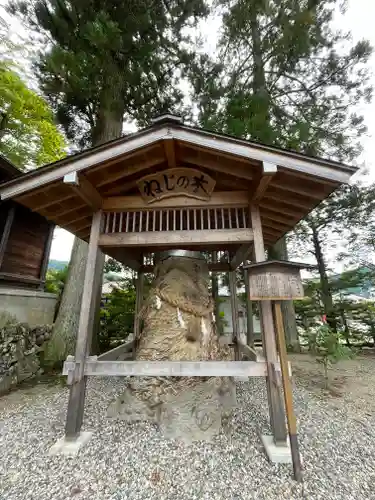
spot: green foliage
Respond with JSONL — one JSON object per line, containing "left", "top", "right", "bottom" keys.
{"left": 8, "top": 0, "right": 209, "bottom": 148}
{"left": 104, "top": 258, "right": 123, "bottom": 274}
{"left": 45, "top": 266, "right": 68, "bottom": 295}
{"left": 307, "top": 324, "right": 355, "bottom": 387}
{"left": 0, "top": 61, "right": 66, "bottom": 167}
{"left": 99, "top": 279, "right": 136, "bottom": 353}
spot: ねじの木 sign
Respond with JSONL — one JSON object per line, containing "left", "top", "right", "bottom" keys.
{"left": 137, "top": 168, "right": 216, "bottom": 204}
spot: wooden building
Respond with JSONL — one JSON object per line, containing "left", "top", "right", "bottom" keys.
{"left": 0, "top": 115, "right": 357, "bottom": 471}
{"left": 0, "top": 156, "right": 54, "bottom": 290}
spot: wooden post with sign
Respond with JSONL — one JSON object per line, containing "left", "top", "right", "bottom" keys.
{"left": 249, "top": 205, "right": 287, "bottom": 446}
{"left": 244, "top": 257, "right": 307, "bottom": 482}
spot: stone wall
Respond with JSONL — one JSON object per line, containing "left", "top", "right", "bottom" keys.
{"left": 0, "top": 287, "right": 57, "bottom": 327}
{"left": 0, "top": 323, "right": 52, "bottom": 395}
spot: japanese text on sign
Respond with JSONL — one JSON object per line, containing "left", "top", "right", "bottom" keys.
{"left": 137, "top": 168, "right": 216, "bottom": 203}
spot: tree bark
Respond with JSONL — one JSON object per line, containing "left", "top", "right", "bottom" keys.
{"left": 44, "top": 238, "right": 88, "bottom": 368}
{"left": 268, "top": 237, "right": 299, "bottom": 350}
{"left": 311, "top": 223, "right": 337, "bottom": 331}
{"left": 46, "top": 87, "right": 125, "bottom": 367}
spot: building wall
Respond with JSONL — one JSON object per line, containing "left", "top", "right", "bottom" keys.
{"left": 1, "top": 204, "right": 51, "bottom": 280}
{"left": 0, "top": 287, "right": 57, "bottom": 327}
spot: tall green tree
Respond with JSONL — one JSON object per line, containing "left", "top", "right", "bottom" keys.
{"left": 0, "top": 61, "right": 66, "bottom": 167}
{"left": 190, "top": 0, "right": 372, "bottom": 343}
{"left": 8, "top": 0, "right": 208, "bottom": 365}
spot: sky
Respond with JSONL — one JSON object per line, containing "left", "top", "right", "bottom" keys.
{"left": 1, "top": 0, "right": 375, "bottom": 264}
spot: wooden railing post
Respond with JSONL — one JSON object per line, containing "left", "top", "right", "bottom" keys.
{"left": 249, "top": 204, "right": 287, "bottom": 445}
{"left": 244, "top": 268, "right": 254, "bottom": 347}
{"left": 65, "top": 210, "right": 102, "bottom": 439}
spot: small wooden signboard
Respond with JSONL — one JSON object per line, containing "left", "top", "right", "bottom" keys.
{"left": 243, "top": 260, "right": 312, "bottom": 301}
{"left": 137, "top": 167, "right": 216, "bottom": 204}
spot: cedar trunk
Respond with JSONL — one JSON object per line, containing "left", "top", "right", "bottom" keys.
{"left": 46, "top": 93, "right": 125, "bottom": 366}
{"left": 311, "top": 223, "right": 337, "bottom": 331}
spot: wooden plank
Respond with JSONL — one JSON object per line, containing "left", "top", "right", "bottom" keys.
{"left": 271, "top": 179, "right": 325, "bottom": 200}
{"left": 97, "top": 340, "right": 135, "bottom": 361}
{"left": 252, "top": 162, "right": 277, "bottom": 202}
{"left": 230, "top": 243, "right": 253, "bottom": 269}
{"left": 98, "top": 156, "right": 165, "bottom": 191}
{"left": 274, "top": 302, "right": 302, "bottom": 482}
{"left": 0, "top": 272, "right": 43, "bottom": 285}
{"left": 103, "top": 191, "right": 249, "bottom": 211}
{"left": 39, "top": 223, "right": 54, "bottom": 282}
{"left": 64, "top": 171, "right": 103, "bottom": 210}
{"left": 164, "top": 138, "right": 176, "bottom": 168}
{"left": 0, "top": 205, "right": 15, "bottom": 268}
{"left": 183, "top": 154, "right": 254, "bottom": 181}
{"left": 63, "top": 359, "right": 274, "bottom": 377}
{"left": 65, "top": 210, "right": 102, "bottom": 439}
{"left": 99, "top": 228, "right": 254, "bottom": 248}
{"left": 250, "top": 204, "right": 287, "bottom": 444}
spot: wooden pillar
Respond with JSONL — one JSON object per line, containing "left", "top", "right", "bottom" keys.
{"left": 229, "top": 270, "right": 240, "bottom": 360}
{"left": 244, "top": 268, "right": 254, "bottom": 347}
{"left": 250, "top": 204, "right": 287, "bottom": 445}
{"left": 65, "top": 211, "right": 102, "bottom": 439}
{"left": 211, "top": 251, "right": 220, "bottom": 325}
{"left": 39, "top": 223, "right": 54, "bottom": 287}
{"left": 133, "top": 268, "right": 144, "bottom": 355}
{"left": 0, "top": 204, "right": 15, "bottom": 269}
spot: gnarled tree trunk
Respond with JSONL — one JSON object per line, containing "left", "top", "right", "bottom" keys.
{"left": 108, "top": 253, "right": 236, "bottom": 442}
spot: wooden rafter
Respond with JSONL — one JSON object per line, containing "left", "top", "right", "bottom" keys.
{"left": 270, "top": 180, "right": 325, "bottom": 200}
{"left": 64, "top": 171, "right": 102, "bottom": 211}
{"left": 252, "top": 162, "right": 277, "bottom": 202}
{"left": 164, "top": 138, "right": 176, "bottom": 168}
{"left": 230, "top": 243, "right": 253, "bottom": 270}
{"left": 96, "top": 156, "right": 165, "bottom": 190}
{"left": 183, "top": 154, "right": 254, "bottom": 181}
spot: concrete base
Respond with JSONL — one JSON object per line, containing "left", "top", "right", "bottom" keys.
{"left": 49, "top": 432, "right": 93, "bottom": 457}
{"left": 261, "top": 434, "right": 292, "bottom": 464}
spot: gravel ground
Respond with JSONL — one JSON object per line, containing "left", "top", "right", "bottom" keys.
{"left": 1, "top": 356, "right": 375, "bottom": 500}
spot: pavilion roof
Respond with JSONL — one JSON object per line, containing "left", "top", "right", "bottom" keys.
{"left": 0, "top": 115, "right": 356, "bottom": 260}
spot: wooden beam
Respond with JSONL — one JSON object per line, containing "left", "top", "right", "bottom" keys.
{"left": 271, "top": 179, "right": 324, "bottom": 200}
{"left": 102, "top": 247, "right": 142, "bottom": 270}
{"left": 47, "top": 202, "right": 86, "bottom": 219}
{"left": 65, "top": 210, "right": 102, "bottom": 438}
{"left": 64, "top": 171, "right": 102, "bottom": 210}
{"left": 99, "top": 228, "right": 254, "bottom": 248}
{"left": 98, "top": 156, "right": 165, "bottom": 190}
{"left": 63, "top": 358, "right": 277, "bottom": 377}
{"left": 252, "top": 162, "right": 277, "bottom": 202}
{"left": 32, "top": 193, "right": 75, "bottom": 212}
{"left": 0, "top": 204, "right": 15, "bottom": 269}
{"left": 183, "top": 154, "right": 254, "bottom": 181}
{"left": 103, "top": 191, "right": 248, "bottom": 211}
{"left": 264, "top": 190, "right": 312, "bottom": 210}
{"left": 39, "top": 223, "right": 54, "bottom": 283}
{"left": 97, "top": 340, "right": 135, "bottom": 361}
{"left": 250, "top": 204, "right": 287, "bottom": 444}
{"left": 164, "top": 138, "right": 176, "bottom": 168}
{"left": 230, "top": 243, "right": 253, "bottom": 269}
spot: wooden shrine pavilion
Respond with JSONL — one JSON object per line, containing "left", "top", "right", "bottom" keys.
{"left": 0, "top": 115, "right": 356, "bottom": 471}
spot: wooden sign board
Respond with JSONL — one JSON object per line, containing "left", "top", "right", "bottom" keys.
{"left": 244, "top": 260, "right": 310, "bottom": 301}
{"left": 137, "top": 168, "right": 216, "bottom": 204}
